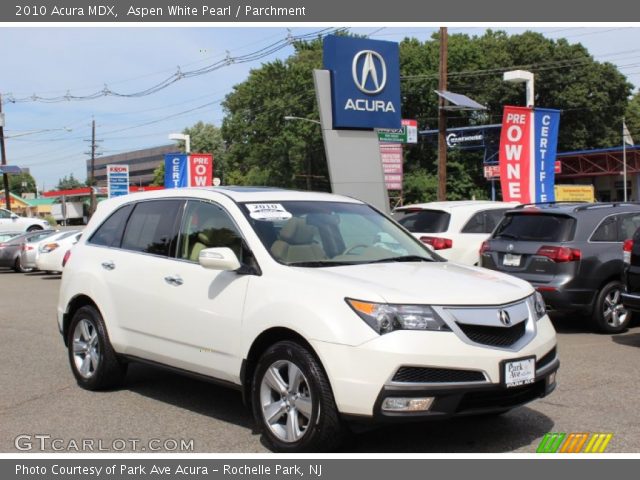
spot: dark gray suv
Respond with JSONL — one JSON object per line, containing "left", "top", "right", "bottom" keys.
{"left": 480, "top": 202, "right": 640, "bottom": 333}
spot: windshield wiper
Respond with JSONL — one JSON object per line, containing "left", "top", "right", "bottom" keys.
{"left": 287, "top": 260, "right": 354, "bottom": 267}
{"left": 366, "top": 255, "right": 434, "bottom": 264}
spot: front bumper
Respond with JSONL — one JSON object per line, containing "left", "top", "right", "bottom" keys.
{"left": 310, "top": 315, "right": 558, "bottom": 419}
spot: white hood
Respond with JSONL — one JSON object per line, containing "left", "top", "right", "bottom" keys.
{"left": 307, "top": 261, "right": 533, "bottom": 306}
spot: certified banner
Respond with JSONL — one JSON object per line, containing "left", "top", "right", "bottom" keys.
{"left": 499, "top": 106, "right": 560, "bottom": 203}
{"left": 164, "top": 153, "right": 189, "bottom": 188}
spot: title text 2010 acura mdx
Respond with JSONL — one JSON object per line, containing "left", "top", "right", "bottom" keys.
{"left": 58, "top": 187, "right": 558, "bottom": 452}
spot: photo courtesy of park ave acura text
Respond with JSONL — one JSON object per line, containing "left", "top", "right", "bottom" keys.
{"left": 2, "top": 4, "right": 640, "bottom": 458}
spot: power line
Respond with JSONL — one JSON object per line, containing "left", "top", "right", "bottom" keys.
{"left": 1, "top": 28, "right": 344, "bottom": 105}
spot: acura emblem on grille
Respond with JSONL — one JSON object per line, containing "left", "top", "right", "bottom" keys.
{"left": 507, "top": 244, "right": 514, "bottom": 251}
{"left": 498, "top": 310, "right": 512, "bottom": 326}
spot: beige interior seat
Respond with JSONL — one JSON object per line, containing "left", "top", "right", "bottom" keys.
{"left": 270, "top": 217, "right": 326, "bottom": 263}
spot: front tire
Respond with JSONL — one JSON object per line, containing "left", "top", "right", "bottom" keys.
{"left": 26, "top": 225, "right": 42, "bottom": 232}
{"left": 251, "top": 341, "right": 344, "bottom": 452}
{"left": 67, "top": 305, "right": 127, "bottom": 390}
{"left": 591, "top": 281, "right": 631, "bottom": 333}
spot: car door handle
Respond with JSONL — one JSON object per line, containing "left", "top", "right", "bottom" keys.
{"left": 164, "top": 275, "right": 183, "bottom": 286}
{"left": 101, "top": 261, "right": 115, "bottom": 271}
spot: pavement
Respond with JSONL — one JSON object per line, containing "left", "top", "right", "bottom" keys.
{"left": 1, "top": 269, "right": 639, "bottom": 453}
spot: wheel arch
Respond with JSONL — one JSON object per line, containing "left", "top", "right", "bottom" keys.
{"left": 240, "top": 327, "right": 323, "bottom": 407}
{"left": 62, "top": 294, "right": 101, "bottom": 346}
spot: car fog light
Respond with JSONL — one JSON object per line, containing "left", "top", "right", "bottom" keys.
{"left": 547, "top": 372, "right": 557, "bottom": 386}
{"left": 382, "top": 397, "right": 434, "bottom": 412}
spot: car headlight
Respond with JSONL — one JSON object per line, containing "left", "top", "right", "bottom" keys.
{"left": 346, "top": 299, "right": 451, "bottom": 334}
{"left": 530, "top": 291, "right": 547, "bottom": 320}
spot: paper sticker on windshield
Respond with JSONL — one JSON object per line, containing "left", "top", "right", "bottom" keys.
{"left": 246, "top": 203, "right": 292, "bottom": 221}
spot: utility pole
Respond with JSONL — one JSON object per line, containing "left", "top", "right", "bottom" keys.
{"left": 437, "top": 27, "right": 448, "bottom": 201}
{"left": 85, "top": 118, "right": 101, "bottom": 217}
{"left": 0, "top": 94, "right": 11, "bottom": 210}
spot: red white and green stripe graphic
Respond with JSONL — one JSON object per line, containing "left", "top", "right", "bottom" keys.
{"left": 536, "top": 433, "right": 613, "bottom": 453}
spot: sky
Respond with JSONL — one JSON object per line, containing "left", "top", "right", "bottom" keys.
{"left": 2, "top": 26, "right": 640, "bottom": 190}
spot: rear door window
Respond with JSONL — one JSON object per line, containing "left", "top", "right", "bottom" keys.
{"left": 395, "top": 209, "right": 451, "bottom": 233}
{"left": 121, "top": 200, "right": 183, "bottom": 257}
{"left": 89, "top": 204, "right": 134, "bottom": 248}
{"left": 494, "top": 213, "right": 576, "bottom": 242}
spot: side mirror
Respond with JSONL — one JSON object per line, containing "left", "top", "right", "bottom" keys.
{"left": 198, "top": 247, "right": 241, "bottom": 271}
{"left": 10, "top": 214, "right": 18, "bottom": 220}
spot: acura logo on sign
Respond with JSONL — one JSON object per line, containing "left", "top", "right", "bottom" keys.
{"left": 352, "top": 50, "right": 387, "bottom": 94}
{"left": 498, "top": 310, "right": 512, "bottom": 326}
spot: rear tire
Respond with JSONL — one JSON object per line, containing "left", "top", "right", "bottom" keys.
{"left": 251, "top": 341, "right": 345, "bottom": 452}
{"left": 591, "top": 281, "right": 631, "bottom": 333}
{"left": 13, "top": 257, "right": 33, "bottom": 273}
{"left": 67, "top": 305, "right": 127, "bottom": 390}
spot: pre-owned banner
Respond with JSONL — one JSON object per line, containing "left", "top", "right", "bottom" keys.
{"left": 499, "top": 106, "right": 560, "bottom": 203}
{"left": 165, "top": 153, "right": 215, "bottom": 188}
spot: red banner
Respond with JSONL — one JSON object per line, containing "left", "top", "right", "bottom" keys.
{"left": 188, "top": 154, "right": 213, "bottom": 187}
{"left": 499, "top": 106, "right": 533, "bottom": 202}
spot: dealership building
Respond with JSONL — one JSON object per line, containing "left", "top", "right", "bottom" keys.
{"left": 556, "top": 145, "right": 640, "bottom": 202}
{"left": 87, "top": 144, "right": 177, "bottom": 187}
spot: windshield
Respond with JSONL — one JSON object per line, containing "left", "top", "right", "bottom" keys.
{"left": 241, "top": 201, "right": 436, "bottom": 266}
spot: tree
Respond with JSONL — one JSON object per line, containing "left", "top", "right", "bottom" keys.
{"left": 8, "top": 172, "right": 37, "bottom": 196}
{"left": 625, "top": 92, "right": 640, "bottom": 143}
{"left": 151, "top": 122, "right": 226, "bottom": 186}
{"left": 56, "top": 173, "right": 84, "bottom": 190}
{"left": 221, "top": 39, "right": 328, "bottom": 190}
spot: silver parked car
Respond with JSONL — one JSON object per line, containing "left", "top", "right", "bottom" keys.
{"left": 19, "top": 230, "right": 69, "bottom": 271}
{"left": 0, "top": 230, "right": 56, "bottom": 272}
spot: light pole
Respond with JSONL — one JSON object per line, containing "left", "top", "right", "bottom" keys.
{"left": 503, "top": 70, "right": 535, "bottom": 107}
{"left": 169, "top": 133, "right": 191, "bottom": 154}
{"left": 283, "top": 116, "right": 321, "bottom": 125}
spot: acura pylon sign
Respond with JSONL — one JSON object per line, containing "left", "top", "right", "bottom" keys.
{"left": 323, "top": 35, "right": 401, "bottom": 130}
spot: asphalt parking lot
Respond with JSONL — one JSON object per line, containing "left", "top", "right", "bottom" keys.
{"left": 1, "top": 269, "right": 640, "bottom": 453}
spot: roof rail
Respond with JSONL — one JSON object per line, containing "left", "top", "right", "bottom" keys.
{"left": 573, "top": 201, "right": 640, "bottom": 212}
{"left": 513, "top": 201, "right": 589, "bottom": 209}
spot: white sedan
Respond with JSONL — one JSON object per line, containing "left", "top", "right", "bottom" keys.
{"left": 393, "top": 201, "right": 517, "bottom": 265}
{"left": 36, "top": 230, "right": 82, "bottom": 273}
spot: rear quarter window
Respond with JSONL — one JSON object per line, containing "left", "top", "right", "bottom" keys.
{"left": 88, "top": 204, "right": 134, "bottom": 248}
{"left": 394, "top": 209, "right": 451, "bottom": 233}
{"left": 494, "top": 213, "right": 576, "bottom": 242}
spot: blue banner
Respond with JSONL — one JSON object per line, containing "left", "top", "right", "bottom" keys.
{"left": 533, "top": 108, "right": 561, "bottom": 203}
{"left": 323, "top": 35, "right": 401, "bottom": 130}
{"left": 164, "top": 153, "right": 189, "bottom": 188}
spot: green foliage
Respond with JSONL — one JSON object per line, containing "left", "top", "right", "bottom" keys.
{"left": 151, "top": 122, "right": 226, "bottom": 186}
{"left": 221, "top": 39, "right": 328, "bottom": 190}
{"left": 56, "top": 173, "right": 85, "bottom": 191}
{"left": 8, "top": 172, "right": 37, "bottom": 196}
{"left": 626, "top": 92, "right": 640, "bottom": 143}
{"left": 44, "top": 214, "right": 57, "bottom": 227}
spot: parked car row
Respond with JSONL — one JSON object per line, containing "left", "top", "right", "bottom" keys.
{"left": 0, "top": 228, "right": 82, "bottom": 273}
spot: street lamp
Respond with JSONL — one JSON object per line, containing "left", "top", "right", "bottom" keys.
{"left": 503, "top": 70, "right": 535, "bottom": 107}
{"left": 284, "top": 116, "right": 321, "bottom": 125}
{"left": 168, "top": 133, "right": 191, "bottom": 154}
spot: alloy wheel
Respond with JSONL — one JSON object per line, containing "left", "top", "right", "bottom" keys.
{"left": 603, "top": 287, "right": 628, "bottom": 329}
{"left": 259, "top": 360, "right": 313, "bottom": 443}
{"left": 72, "top": 318, "right": 100, "bottom": 378}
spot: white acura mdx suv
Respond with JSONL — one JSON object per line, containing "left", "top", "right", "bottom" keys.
{"left": 57, "top": 187, "right": 558, "bottom": 452}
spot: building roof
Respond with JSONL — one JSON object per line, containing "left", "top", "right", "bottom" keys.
{"left": 25, "top": 198, "right": 56, "bottom": 206}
